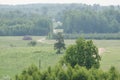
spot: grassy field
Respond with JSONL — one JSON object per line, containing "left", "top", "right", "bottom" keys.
{"left": 92, "top": 40, "right": 120, "bottom": 70}
{"left": 0, "top": 36, "right": 63, "bottom": 78}
{"left": 0, "top": 36, "right": 120, "bottom": 78}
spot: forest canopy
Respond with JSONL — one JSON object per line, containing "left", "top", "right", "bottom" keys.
{"left": 0, "top": 4, "right": 120, "bottom": 36}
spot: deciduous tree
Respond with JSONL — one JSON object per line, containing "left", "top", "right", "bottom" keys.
{"left": 54, "top": 32, "right": 66, "bottom": 54}
{"left": 62, "top": 38, "right": 101, "bottom": 69}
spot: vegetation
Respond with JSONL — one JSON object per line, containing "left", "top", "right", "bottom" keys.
{"left": 0, "top": 4, "right": 120, "bottom": 36}
{"left": 0, "top": 36, "right": 63, "bottom": 78}
{"left": 62, "top": 8, "right": 120, "bottom": 34}
{"left": 0, "top": 12, "right": 51, "bottom": 36}
{"left": 15, "top": 64, "right": 120, "bottom": 80}
{"left": 61, "top": 38, "right": 101, "bottom": 69}
{"left": 15, "top": 38, "right": 120, "bottom": 80}
{"left": 28, "top": 41, "right": 37, "bottom": 46}
{"left": 0, "top": 36, "right": 120, "bottom": 78}
{"left": 64, "top": 33, "right": 120, "bottom": 40}
{"left": 54, "top": 32, "right": 66, "bottom": 54}
{"left": 0, "top": 3, "right": 120, "bottom": 80}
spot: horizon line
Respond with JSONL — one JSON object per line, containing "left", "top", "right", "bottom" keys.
{"left": 0, "top": 2, "right": 119, "bottom": 6}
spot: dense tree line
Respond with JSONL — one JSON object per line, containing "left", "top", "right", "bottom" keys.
{"left": 63, "top": 33, "right": 120, "bottom": 39}
{"left": 62, "top": 7, "right": 120, "bottom": 34}
{"left": 0, "top": 4, "right": 120, "bottom": 36}
{"left": 0, "top": 10, "right": 51, "bottom": 36}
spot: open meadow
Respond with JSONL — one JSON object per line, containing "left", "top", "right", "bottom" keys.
{"left": 0, "top": 36, "right": 120, "bottom": 78}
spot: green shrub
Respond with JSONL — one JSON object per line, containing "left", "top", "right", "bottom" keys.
{"left": 15, "top": 64, "right": 120, "bottom": 80}
{"left": 108, "top": 66, "right": 120, "bottom": 80}
{"left": 28, "top": 41, "right": 37, "bottom": 46}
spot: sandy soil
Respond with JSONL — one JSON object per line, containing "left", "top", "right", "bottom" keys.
{"left": 37, "top": 38, "right": 46, "bottom": 43}
{"left": 98, "top": 48, "right": 105, "bottom": 55}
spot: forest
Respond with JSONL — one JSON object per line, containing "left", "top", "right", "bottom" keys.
{"left": 0, "top": 4, "right": 120, "bottom": 36}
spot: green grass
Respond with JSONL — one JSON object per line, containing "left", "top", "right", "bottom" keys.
{"left": 0, "top": 36, "right": 120, "bottom": 78}
{"left": 100, "top": 47, "right": 120, "bottom": 71}
{"left": 0, "top": 36, "right": 63, "bottom": 78}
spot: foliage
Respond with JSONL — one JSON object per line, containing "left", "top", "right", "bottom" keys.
{"left": 108, "top": 66, "right": 120, "bottom": 80}
{"left": 0, "top": 4, "right": 120, "bottom": 36}
{"left": 62, "top": 8, "right": 120, "bottom": 34}
{"left": 54, "top": 32, "right": 66, "bottom": 54}
{"left": 15, "top": 64, "right": 120, "bottom": 80}
{"left": 64, "top": 33, "right": 120, "bottom": 40}
{"left": 28, "top": 41, "right": 37, "bottom": 46}
{"left": 0, "top": 11, "right": 51, "bottom": 36}
{"left": 15, "top": 64, "right": 41, "bottom": 80}
{"left": 61, "top": 38, "right": 101, "bottom": 69}
{"left": 0, "top": 36, "right": 120, "bottom": 78}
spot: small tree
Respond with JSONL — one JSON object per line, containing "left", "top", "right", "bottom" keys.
{"left": 54, "top": 32, "right": 66, "bottom": 54}
{"left": 62, "top": 38, "right": 101, "bottom": 69}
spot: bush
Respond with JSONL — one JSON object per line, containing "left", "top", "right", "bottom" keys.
{"left": 15, "top": 64, "right": 120, "bottom": 80}
{"left": 72, "top": 65, "right": 89, "bottom": 80}
{"left": 28, "top": 41, "right": 37, "bottom": 46}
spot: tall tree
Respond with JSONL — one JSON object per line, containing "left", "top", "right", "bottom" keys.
{"left": 54, "top": 32, "right": 66, "bottom": 54}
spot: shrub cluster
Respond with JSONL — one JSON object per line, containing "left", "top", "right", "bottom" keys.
{"left": 15, "top": 64, "right": 120, "bottom": 80}
{"left": 28, "top": 41, "right": 37, "bottom": 46}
